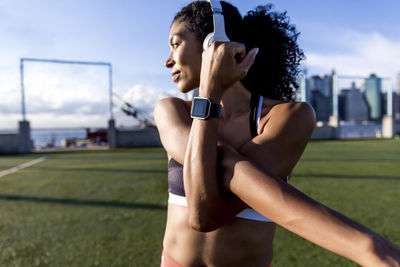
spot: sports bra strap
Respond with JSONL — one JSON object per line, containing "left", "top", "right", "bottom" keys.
{"left": 249, "top": 94, "right": 263, "bottom": 138}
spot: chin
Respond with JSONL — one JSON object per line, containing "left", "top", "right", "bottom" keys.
{"left": 177, "top": 83, "right": 197, "bottom": 94}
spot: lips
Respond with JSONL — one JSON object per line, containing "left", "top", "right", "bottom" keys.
{"left": 171, "top": 70, "right": 180, "bottom": 83}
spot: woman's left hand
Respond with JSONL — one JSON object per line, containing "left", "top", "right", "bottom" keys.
{"left": 199, "top": 42, "right": 258, "bottom": 100}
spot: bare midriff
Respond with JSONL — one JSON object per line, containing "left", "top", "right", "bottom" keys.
{"left": 163, "top": 204, "right": 276, "bottom": 267}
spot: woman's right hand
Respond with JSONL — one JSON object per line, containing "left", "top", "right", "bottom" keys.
{"left": 199, "top": 42, "right": 258, "bottom": 100}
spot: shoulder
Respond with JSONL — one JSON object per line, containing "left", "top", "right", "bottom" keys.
{"left": 154, "top": 97, "right": 191, "bottom": 115}
{"left": 260, "top": 101, "right": 316, "bottom": 135}
{"left": 240, "top": 101, "right": 315, "bottom": 178}
{"left": 154, "top": 98, "right": 193, "bottom": 162}
{"left": 260, "top": 102, "right": 316, "bottom": 141}
{"left": 272, "top": 101, "right": 315, "bottom": 124}
{"left": 154, "top": 97, "right": 191, "bottom": 123}
{"left": 154, "top": 97, "right": 193, "bottom": 132}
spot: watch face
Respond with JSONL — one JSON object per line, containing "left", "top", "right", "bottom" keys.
{"left": 191, "top": 98, "right": 210, "bottom": 119}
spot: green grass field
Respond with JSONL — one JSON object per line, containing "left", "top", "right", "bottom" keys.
{"left": 0, "top": 139, "right": 399, "bottom": 266}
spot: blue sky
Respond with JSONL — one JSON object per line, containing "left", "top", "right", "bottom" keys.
{"left": 1, "top": 0, "right": 399, "bottom": 129}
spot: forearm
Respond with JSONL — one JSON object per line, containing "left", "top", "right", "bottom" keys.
{"left": 183, "top": 117, "right": 219, "bottom": 223}
{"left": 184, "top": 117, "right": 246, "bottom": 231}
{"left": 225, "top": 155, "right": 396, "bottom": 265}
{"left": 181, "top": 42, "right": 260, "bottom": 231}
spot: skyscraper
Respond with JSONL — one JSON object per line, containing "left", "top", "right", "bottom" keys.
{"left": 308, "top": 74, "right": 332, "bottom": 97}
{"left": 397, "top": 72, "right": 400, "bottom": 94}
{"left": 307, "top": 74, "right": 333, "bottom": 122}
{"left": 311, "top": 90, "right": 331, "bottom": 122}
{"left": 338, "top": 83, "right": 368, "bottom": 122}
{"left": 364, "top": 74, "right": 382, "bottom": 121}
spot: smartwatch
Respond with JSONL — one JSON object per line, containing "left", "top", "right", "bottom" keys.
{"left": 190, "top": 97, "right": 222, "bottom": 119}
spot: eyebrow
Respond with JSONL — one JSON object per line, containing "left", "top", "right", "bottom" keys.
{"left": 169, "top": 33, "right": 184, "bottom": 46}
{"left": 169, "top": 33, "right": 184, "bottom": 41}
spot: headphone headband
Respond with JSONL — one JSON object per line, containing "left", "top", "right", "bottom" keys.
{"left": 209, "top": 0, "right": 223, "bottom": 13}
{"left": 203, "top": 0, "right": 230, "bottom": 50}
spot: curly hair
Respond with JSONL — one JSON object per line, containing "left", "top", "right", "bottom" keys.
{"left": 172, "top": 1, "right": 304, "bottom": 101}
{"left": 172, "top": 1, "right": 242, "bottom": 44}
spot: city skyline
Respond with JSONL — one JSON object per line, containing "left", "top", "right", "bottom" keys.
{"left": 1, "top": 0, "right": 400, "bottom": 129}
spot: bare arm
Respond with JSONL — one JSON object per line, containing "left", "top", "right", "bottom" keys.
{"left": 220, "top": 102, "right": 400, "bottom": 266}
{"left": 154, "top": 95, "right": 247, "bottom": 231}
{"left": 183, "top": 42, "right": 258, "bottom": 231}
{"left": 220, "top": 144, "right": 400, "bottom": 266}
{"left": 154, "top": 97, "right": 191, "bottom": 164}
{"left": 182, "top": 42, "right": 315, "bottom": 231}
{"left": 155, "top": 97, "right": 400, "bottom": 265}
{"left": 184, "top": 93, "right": 319, "bottom": 232}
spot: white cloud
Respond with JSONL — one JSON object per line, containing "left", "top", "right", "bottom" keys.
{"left": 121, "top": 84, "right": 183, "bottom": 112}
{"left": 0, "top": 115, "right": 21, "bottom": 131}
{"left": 0, "top": 60, "right": 186, "bottom": 129}
{"left": 113, "top": 83, "right": 186, "bottom": 127}
{"left": 304, "top": 30, "right": 400, "bottom": 88}
{"left": 0, "top": 63, "right": 111, "bottom": 129}
{"left": 28, "top": 113, "right": 108, "bottom": 129}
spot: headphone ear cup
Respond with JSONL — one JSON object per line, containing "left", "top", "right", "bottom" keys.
{"left": 203, "top": 32, "right": 214, "bottom": 50}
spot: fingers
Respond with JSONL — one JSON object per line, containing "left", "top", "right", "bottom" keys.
{"left": 231, "top": 42, "right": 247, "bottom": 63}
{"left": 208, "top": 42, "right": 258, "bottom": 72}
{"left": 239, "top": 47, "right": 259, "bottom": 73}
{"left": 228, "top": 43, "right": 258, "bottom": 76}
{"left": 201, "top": 41, "right": 259, "bottom": 91}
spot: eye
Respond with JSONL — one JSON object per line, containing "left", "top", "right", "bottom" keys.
{"left": 171, "top": 42, "right": 180, "bottom": 49}
{"left": 169, "top": 35, "right": 181, "bottom": 50}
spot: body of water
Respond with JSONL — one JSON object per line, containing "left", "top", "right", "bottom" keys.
{"left": 31, "top": 128, "right": 87, "bottom": 149}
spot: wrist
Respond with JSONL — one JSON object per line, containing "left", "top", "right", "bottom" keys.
{"left": 353, "top": 233, "right": 385, "bottom": 266}
{"left": 199, "top": 84, "right": 223, "bottom": 103}
{"left": 191, "top": 97, "right": 222, "bottom": 120}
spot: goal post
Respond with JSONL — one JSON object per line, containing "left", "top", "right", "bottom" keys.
{"left": 20, "top": 58, "right": 114, "bottom": 122}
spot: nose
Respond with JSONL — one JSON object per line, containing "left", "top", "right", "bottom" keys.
{"left": 165, "top": 52, "right": 174, "bottom": 68}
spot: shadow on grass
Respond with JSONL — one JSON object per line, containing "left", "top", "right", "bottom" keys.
{"left": 33, "top": 147, "right": 165, "bottom": 155}
{"left": 0, "top": 193, "right": 166, "bottom": 210}
{"left": 293, "top": 173, "right": 400, "bottom": 180}
{"left": 300, "top": 157, "right": 400, "bottom": 163}
{"left": 35, "top": 167, "right": 167, "bottom": 174}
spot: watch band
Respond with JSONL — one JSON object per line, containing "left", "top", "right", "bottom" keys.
{"left": 191, "top": 97, "right": 222, "bottom": 119}
{"left": 209, "top": 102, "right": 222, "bottom": 118}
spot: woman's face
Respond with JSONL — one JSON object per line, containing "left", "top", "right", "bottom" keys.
{"left": 165, "top": 21, "right": 203, "bottom": 93}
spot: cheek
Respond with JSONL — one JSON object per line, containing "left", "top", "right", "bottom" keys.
{"left": 181, "top": 46, "right": 201, "bottom": 66}
{"left": 187, "top": 53, "right": 202, "bottom": 76}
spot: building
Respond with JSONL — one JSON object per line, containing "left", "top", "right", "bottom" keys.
{"left": 307, "top": 73, "right": 333, "bottom": 122}
{"left": 391, "top": 92, "right": 400, "bottom": 120}
{"left": 303, "top": 77, "right": 314, "bottom": 104}
{"left": 364, "top": 74, "right": 382, "bottom": 121}
{"left": 339, "top": 83, "right": 368, "bottom": 122}
{"left": 295, "top": 74, "right": 309, "bottom": 103}
{"left": 397, "top": 72, "right": 400, "bottom": 94}
{"left": 311, "top": 90, "right": 332, "bottom": 122}
{"left": 394, "top": 92, "right": 400, "bottom": 135}
{"left": 307, "top": 74, "right": 332, "bottom": 97}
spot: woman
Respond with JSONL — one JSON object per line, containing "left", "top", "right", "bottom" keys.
{"left": 154, "top": 1, "right": 400, "bottom": 266}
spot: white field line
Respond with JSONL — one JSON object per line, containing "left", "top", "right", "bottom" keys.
{"left": 0, "top": 157, "right": 47, "bottom": 178}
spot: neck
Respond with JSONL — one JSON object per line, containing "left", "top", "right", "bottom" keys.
{"left": 219, "top": 82, "right": 283, "bottom": 119}
{"left": 220, "top": 82, "right": 251, "bottom": 119}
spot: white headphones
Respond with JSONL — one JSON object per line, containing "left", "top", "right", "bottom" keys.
{"left": 202, "top": 0, "right": 230, "bottom": 50}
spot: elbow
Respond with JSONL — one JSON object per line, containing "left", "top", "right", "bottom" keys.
{"left": 189, "top": 218, "right": 206, "bottom": 232}
{"left": 188, "top": 212, "right": 219, "bottom": 232}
